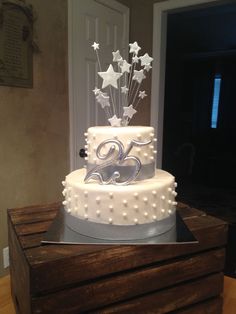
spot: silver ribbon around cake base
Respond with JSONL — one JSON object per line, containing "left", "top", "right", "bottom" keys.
{"left": 65, "top": 210, "right": 176, "bottom": 240}
{"left": 86, "top": 162, "right": 155, "bottom": 182}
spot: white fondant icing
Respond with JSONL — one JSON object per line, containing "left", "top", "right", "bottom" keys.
{"left": 64, "top": 169, "right": 176, "bottom": 225}
{"left": 86, "top": 126, "right": 155, "bottom": 166}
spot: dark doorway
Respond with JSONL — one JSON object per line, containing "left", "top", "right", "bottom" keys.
{"left": 163, "top": 2, "right": 236, "bottom": 276}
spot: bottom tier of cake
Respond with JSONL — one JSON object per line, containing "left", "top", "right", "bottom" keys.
{"left": 63, "top": 169, "right": 177, "bottom": 230}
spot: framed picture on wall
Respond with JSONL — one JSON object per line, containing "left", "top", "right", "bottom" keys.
{"left": 0, "top": 0, "right": 33, "bottom": 88}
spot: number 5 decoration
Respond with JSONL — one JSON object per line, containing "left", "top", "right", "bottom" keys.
{"left": 84, "top": 139, "right": 151, "bottom": 185}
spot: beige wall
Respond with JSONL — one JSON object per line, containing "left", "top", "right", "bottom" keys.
{"left": 0, "top": 0, "right": 69, "bottom": 276}
{"left": 118, "top": 0, "right": 166, "bottom": 125}
{"left": 0, "top": 0, "right": 166, "bottom": 277}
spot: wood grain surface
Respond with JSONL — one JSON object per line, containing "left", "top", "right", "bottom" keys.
{"left": 7, "top": 202, "right": 228, "bottom": 313}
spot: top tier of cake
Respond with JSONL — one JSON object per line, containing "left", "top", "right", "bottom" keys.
{"left": 85, "top": 126, "right": 157, "bottom": 182}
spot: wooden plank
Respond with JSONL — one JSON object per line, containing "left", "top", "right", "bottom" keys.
{"left": 8, "top": 202, "right": 60, "bottom": 215}
{"left": 184, "top": 214, "right": 227, "bottom": 231}
{"left": 173, "top": 297, "right": 223, "bottom": 314}
{"left": 91, "top": 273, "right": 223, "bottom": 314}
{"left": 14, "top": 221, "right": 54, "bottom": 236}
{"left": 10, "top": 209, "right": 58, "bottom": 225}
{"left": 27, "top": 222, "right": 227, "bottom": 294}
{"left": 177, "top": 203, "right": 205, "bottom": 219}
{"left": 31, "top": 249, "right": 225, "bottom": 313}
{"left": 19, "top": 234, "right": 44, "bottom": 249}
{"left": 8, "top": 214, "right": 31, "bottom": 314}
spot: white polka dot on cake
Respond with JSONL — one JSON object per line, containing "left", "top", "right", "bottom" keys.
{"left": 143, "top": 197, "right": 148, "bottom": 203}
{"left": 134, "top": 192, "right": 139, "bottom": 198}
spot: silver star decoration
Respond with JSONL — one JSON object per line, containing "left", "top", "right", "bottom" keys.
{"left": 132, "top": 69, "right": 146, "bottom": 84}
{"left": 123, "top": 105, "right": 137, "bottom": 119}
{"left": 132, "top": 55, "right": 139, "bottom": 63}
{"left": 112, "top": 50, "right": 122, "bottom": 62}
{"left": 139, "top": 53, "right": 153, "bottom": 66}
{"left": 144, "top": 64, "right": 152, "bottom": 72}
{"left": 118, "top": 59, "right": 124, "bottom": 67}
{"left": 98, "top": 64, "right": 122, "bottom": 89}
{"left": 93, "top": 87, "right": 100, "bottom": 95}
{"left": 129, "top": 41, "right": 141, "bottom": 55}
{"left": 108, "top": 115, "right": 122, "bottom": 127}
{"left": 96, "top": 93, "right": 110, "bottom": 108}
{"left": 91, "top": 42, "right": 99, "bottom": 50}
{"left": 120, "top": 60, "right": 131, "bottom": 73}
{"left": 138, "top": 90, "right": 147, "bottom": 99}
{"left": 121, "top": 86, "right": 129, "bottom": 94}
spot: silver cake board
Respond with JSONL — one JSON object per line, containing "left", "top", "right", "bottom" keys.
{"left": 42, "top": 208, "right": 197, "bottom": 245}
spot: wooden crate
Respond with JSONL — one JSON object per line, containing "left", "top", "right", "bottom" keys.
{"left": 8, "top": 202, "right": 228, "bottom": 314}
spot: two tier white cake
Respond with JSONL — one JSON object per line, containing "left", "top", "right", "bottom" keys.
{"left": 62, "top": 126, "right": 177, "bottom": 240}
{"left": 62, "top": 41, "right": 177, "bottom": 240}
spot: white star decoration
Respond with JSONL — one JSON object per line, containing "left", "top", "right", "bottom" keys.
{"left": 123, "top": 105, "right": 137, "bottom": 119}
{"left": 91, "top": 41, "right": 154, "bottom": 126}
{"left": 98, "top": 64, "right": 122, "bottom": 89}
{"left": 108, "top": 115, "right": 122, "bottom": 127}
{"left": 129, "top": 41, "right": 141, "bottom": 55}
{"left": 132, "top": 69, "right": 146, "bottom": 84}
{"left": 138, "top": 90, "right": 147, "bottom": 99}
{"left": 121, "top": 86, "right": 129, "bottom": 94}
{"left": 93, "top": 87, "right": 100, "bottom": 95}
{"left": 132, "top": 55, "right": 139, "bottom": 63}
{"left": 139, "top": 53, "right": 153, "bottom": 66}
{"left": 144, "top": 64, "right": 152, "bottom": 72}
{"left": 96, "top": 93, "right": 110, "bottom": 108}
{"left": 112, "top": 50, "right": 122, "bottom": 62}
{"left": 91, "top": 42, "right": 99, "bottom": 50}
{"left": 120, "top": 60, "right": 131, "bottom": 73}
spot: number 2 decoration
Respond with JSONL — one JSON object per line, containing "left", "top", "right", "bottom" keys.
{"left": 84, "top": 139, "right": 151, "bottom": 185}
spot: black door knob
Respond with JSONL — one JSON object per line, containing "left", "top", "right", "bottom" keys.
{"left": 79, "top": 148, "right": 87, "bottom": 158}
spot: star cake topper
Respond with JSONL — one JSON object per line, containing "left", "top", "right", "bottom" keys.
{"left": 92, "top": 41, "right": 153, "bottom": 126}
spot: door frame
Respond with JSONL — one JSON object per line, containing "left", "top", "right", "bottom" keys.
{"left": 68, "top": 0, "right": 129, "bottom": 171}
{"left": 151, "top": 0, "right": 225, "bottom": 168}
